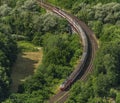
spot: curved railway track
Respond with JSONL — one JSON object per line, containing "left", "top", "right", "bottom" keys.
{"left": 37, "top": 1, "right": 98, "bottom": 103}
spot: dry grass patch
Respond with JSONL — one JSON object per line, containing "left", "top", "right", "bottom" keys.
{"left": 10, "top": 48, "right": 42, "bottom": 93}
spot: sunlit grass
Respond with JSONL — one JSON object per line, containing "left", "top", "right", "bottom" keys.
{"left": 17, "top": 41, "right": 40, "bottom": 52}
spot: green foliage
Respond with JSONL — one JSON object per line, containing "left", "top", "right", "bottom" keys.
{"left": 88, "top": 97, "right": 108, "bottom": 103}
{"left": 116, "top": 93, "right": 120, "bottom": 103}
{"left": 19, "top": 73, "right": 46, "bottom": 93}
{"left": 32, "top": 32, "right": 43, "bottom": 46}
{"left": 0, "top": 32, "right": 17, "bottom": 102}
{"left": 0, "top": 0, "right": 41, "bottom": 41}
{"left": 0, "top": 66, "right": 10, "bottom": 101}
{"left": 2, "top": 91, "right": 49, "bottom": 103}
{"left": 0, "top": 33, "right": 17, "bottom": 67}
{"left": 0, "top": 4, "right": 12, "bottom": 16}
{"left": 66, "top": 79, "right": 93, "bottom": 103}
{"left": 17, "top": 41, "right": 39, "bottom": 52}
{"left": 48, "top": 0, "right": 120, "bottom": 11}
{"left": 0, "top": 0, "right": 68, "bottom": 44}
{"left": 72, "top": 2, "right": 120, "bottom": 25}
{"left": 47, "top": 0, "right": 76, "bottom": 9}
{"left": 42, "top": 33, "right": 82, "bottom": 67}
{"left": 89, "top": 21, "right": 103, "bottom": 38}
{"left": 0, "top": 3, "right": 19, "bottom": 100}
{"left": 67, "top": 26, "right": 120, "bottom": 102}
{"left": 75, "top": 0, "right": 120, "bottom": 4}
{"left": 100, "top": 24, "right": 120, "bottom": 42}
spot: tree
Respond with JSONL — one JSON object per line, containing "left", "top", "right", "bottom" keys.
{"left": 90, "top": 21, "right": 103, "bottom": 38}
{"left": 116, "top": 93, "right": 120, "bottom": 103}
{"left": 0, "top": 66, "right": 10, "bottom": 102}
{"left": 0, "top": 4, "right": 11, "bottom": 16}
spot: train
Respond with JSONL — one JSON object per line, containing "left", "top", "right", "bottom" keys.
{"left": 37, "top": 0, "right": 89, "bottom": 91}
{"left": 52, "top": 8, "right": 89, "bottom": 91}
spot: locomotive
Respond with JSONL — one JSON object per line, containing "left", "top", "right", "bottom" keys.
{"left": 60, "top": 78, "right": 72, "bottom": 90}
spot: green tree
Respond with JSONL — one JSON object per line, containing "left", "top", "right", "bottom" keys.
{"left": 0, "top": 66, "right": 10, "bottom": 101}
{"left": 89, "top": 21, "right": 103, "bottom": 38}
{"left": 116, "top": 93, "right": 120, "bottom": 103}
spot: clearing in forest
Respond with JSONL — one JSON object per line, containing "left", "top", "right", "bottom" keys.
{"left": 10, "top": 49, "right": 42, "bottom": 93}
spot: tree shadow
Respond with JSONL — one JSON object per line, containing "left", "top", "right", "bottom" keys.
{"left": 10, "top": 52, "right": 41, "bottom": 93}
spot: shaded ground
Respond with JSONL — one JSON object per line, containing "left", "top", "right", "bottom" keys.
{"left": 10, "top": 49, "right": 42, "bottom": 93}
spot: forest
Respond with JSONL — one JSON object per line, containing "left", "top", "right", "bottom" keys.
{"left": 0, "top": 0, "right": 120, "bottom": 103}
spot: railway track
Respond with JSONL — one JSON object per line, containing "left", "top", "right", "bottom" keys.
{"left": 36, "top": 1, "right": 98, "bottom": 103}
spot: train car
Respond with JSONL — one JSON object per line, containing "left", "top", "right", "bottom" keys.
{"left": 59, "top": 21, "right": 88, "bottom": 91}
{"left": 59, "top": 22, "right": 88, "bottom": 91}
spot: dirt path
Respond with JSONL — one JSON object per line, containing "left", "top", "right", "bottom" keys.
{"left": 10, "top": 49, "right": 42, "bottom": 93}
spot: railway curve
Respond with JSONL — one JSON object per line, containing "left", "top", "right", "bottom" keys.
{"left": 36, "top": 1, "right": 98, "bottom": 103}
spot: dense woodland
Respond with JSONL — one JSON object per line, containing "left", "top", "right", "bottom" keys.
{"left": 0, "top": 0, "right": 120, "bottom": 103}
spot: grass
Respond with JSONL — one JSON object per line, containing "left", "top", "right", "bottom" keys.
{"left": 10, "top": 41, "right": 43, "bottom": 93}
{"left": 47, "top": 0, "right": 57, "bottom": 4}
{"left": 17, "top": 41, "right": 40, "bottom": 52}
